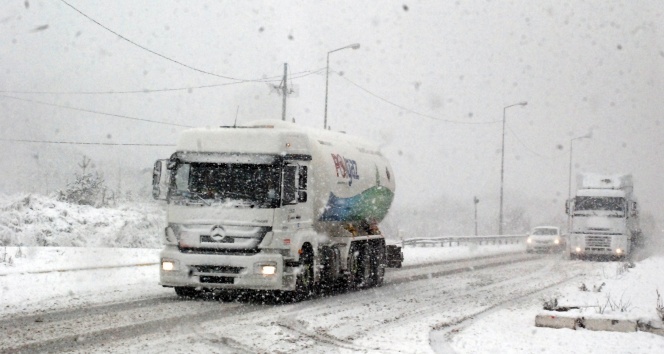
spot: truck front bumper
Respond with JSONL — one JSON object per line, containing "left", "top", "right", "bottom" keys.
{"left": 568, "top": 234, "right": 628, "bottom": 257}
{"left": 159, "top": 246, "right": 296, "bottom": 291}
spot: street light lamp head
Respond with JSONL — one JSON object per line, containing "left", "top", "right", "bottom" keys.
{"left": 518, "top": 101, "right": 528, "bottom": 106}
{"left": 350, "top": 43, "right": 361, "bottom": 50}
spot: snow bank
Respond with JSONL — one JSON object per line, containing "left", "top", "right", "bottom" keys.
{"left": 447, "top": 256, "right": 664, "bottom": 353}
{"left": 0, "top": 194, "right": 165, "bottom": 248}
{"left": 554, "top": 256, "right": 664, "bottom": 321}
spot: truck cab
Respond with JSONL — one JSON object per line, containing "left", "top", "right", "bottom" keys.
{"left": 566, "top": 173, "right": 642, "bottom": 260}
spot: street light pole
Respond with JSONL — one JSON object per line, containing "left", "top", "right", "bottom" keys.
{"left": 323, "top": 43, "right": 360, "bottom": 130}
{"left": 567, "top": 132, "right": 592, "bottom": 233}
{"left": 498, "top": 101, "right": 527, "bottom": 235}
{"left": 568, "top": 133, "right": 592, "bottom": 200}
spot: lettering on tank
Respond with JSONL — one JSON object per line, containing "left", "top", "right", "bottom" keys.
{"left": 331, "top": 154, "right": 359, "bottom": 186}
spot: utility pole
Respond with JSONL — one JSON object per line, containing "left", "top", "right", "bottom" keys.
{"left": 281, "top": 63, "right": 288, "bottom": 121}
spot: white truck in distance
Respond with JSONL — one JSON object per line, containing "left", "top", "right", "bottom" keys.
{"left": 566, "top": 173, "right": 642, "bottom": 260}
{"left": 152, "top": 120, "right": 401, "bottom": 300}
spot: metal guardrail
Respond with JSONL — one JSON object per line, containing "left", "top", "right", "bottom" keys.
{"left": 401, "top": 234, "right": 527, "bottom": 248}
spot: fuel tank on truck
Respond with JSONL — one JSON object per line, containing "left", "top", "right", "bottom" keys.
{"left": 309, "top": 135, "right": 395, "bottom": 226}
{"left": 244, "top": 120, "right": 397, "bottom": 229}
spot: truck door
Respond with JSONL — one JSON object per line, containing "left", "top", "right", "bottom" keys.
{"left": 280, "top": 163, "right": 312, "bottom": 233}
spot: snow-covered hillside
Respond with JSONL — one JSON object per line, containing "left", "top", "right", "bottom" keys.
{"left": 0, "top": 194, "right": 165, "bottom": 248}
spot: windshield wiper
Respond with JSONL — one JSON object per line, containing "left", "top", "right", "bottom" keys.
{"left": 179, "top": 191, "right": 212, "bottom": 206}
{"left": 221, "top": 191, "right": 253, "bottom": 200}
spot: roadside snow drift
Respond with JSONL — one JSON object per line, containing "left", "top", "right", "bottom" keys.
{"left": 0, "top": 194, "right": 165, "bottom": 248}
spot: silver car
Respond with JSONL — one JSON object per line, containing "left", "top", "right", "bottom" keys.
{"left": 526, "top": 226, "right": 565, "bottom": 253}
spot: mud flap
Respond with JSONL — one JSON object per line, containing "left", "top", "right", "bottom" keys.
{"left": 386, "top": 244, "right": 403, "bottom": 268}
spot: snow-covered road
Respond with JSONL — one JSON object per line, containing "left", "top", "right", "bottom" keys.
{"left": 2, "top": 245, "right": 663, "bottom": 353}
{"left": 1, "top": 250, "right": 578, "bottom": 353}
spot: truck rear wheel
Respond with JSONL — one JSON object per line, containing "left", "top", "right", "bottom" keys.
{"left": 359, "top": 244, "right": 374, "bottom": 288}
{"left": 347, "top": 243, "right": 370, "bottom": 289}
{"left": 371, "top": 240, "right": 385, "bottom": 287}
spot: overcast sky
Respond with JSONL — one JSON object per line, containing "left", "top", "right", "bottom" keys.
{"left": 1, "top": 0, "right": 663, "bottom": 231}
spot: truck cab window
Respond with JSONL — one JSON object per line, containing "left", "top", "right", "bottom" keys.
{"left": 297, "top": 166, "right": 308, "bottom": 202}
{"left": 282, "top": 165, "right": 298, "bottom": 205}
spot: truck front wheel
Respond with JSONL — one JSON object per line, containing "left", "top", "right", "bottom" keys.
{"left": 174, "top": 286, "right": 199, "bottom": 298}
{"left": 294, "top": 248, "right": 314, "bottom": 301}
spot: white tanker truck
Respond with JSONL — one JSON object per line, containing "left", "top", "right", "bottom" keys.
{"left": 152, "top": 120, "right": 402, "bottom": 300}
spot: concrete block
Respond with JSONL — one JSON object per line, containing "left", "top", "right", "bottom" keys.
{"left": 535, "top": 314, "right": 577, "bottom": 329}
{"left": 637, "top": 320, "right": 664, "bottom": 337}
{"left": 584, "top": 318, "right": 637, "bottom": 333}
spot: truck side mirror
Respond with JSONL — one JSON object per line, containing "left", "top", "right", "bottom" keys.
{"left": 152, "top": 159, "right": 170, "bottom": 200}
{"left": 630, "top": 201, "right": 638, "bottom": 217}
{"left": 282, "top": 165, "right": 298, "bottom": 205}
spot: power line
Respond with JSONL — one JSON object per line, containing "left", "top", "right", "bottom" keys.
{"left": 338, "top": 75, "right": 501, "bottom": 125}
{"left": 0, "top": 138, "right": 175, "bottom": 146}
{"left": 0, "top": 68, "right": 326, "bottom": 96}
{"left": 59, "top": 0, "right": 300, "bottom": 83}
{"left": 506, "top": 124, "right": 566, "bottom": 160}
{"left": 0, "top": 95, "right": 193, "bottom": 128}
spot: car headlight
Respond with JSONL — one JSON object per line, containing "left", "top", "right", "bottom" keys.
{"left": 527, "top": 237, "right": 532, "bottom": 244}
{"left": 554, "top": 239, "right": 560, "bottom": 245}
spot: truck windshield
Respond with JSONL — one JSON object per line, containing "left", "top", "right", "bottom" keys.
{"left": 170, "top": 162, "right": 281, "bottom": 207}
{"left": 574, "top": 196, "right": 625, "bottom": 212}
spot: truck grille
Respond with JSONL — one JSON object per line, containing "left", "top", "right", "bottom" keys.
{"left": 179, "top": 247, "right": 259, "bottom": 255}
{"left": 586, "top": 235, "right": 611, "bottom": 248}
{"left": 193, "top": 265, "right": 244, "bottom": 274}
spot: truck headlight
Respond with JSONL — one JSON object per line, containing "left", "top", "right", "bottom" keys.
{"left": 615, "top": 248, "right": 623, "bottom": 255}
{"left": 575, "top": 247, "right": 582, "bottom": 253}
{"left": 254, "top": 262, "right": 277, "bottom": 276}
{"left": 162, "top": 259, "right": 177, "bottom": 271}
{"left": 526, "top": 237, "right": 532, "bottom": 244}
{"left": 554, "top": 239, "right": 560, "bottom": 245}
